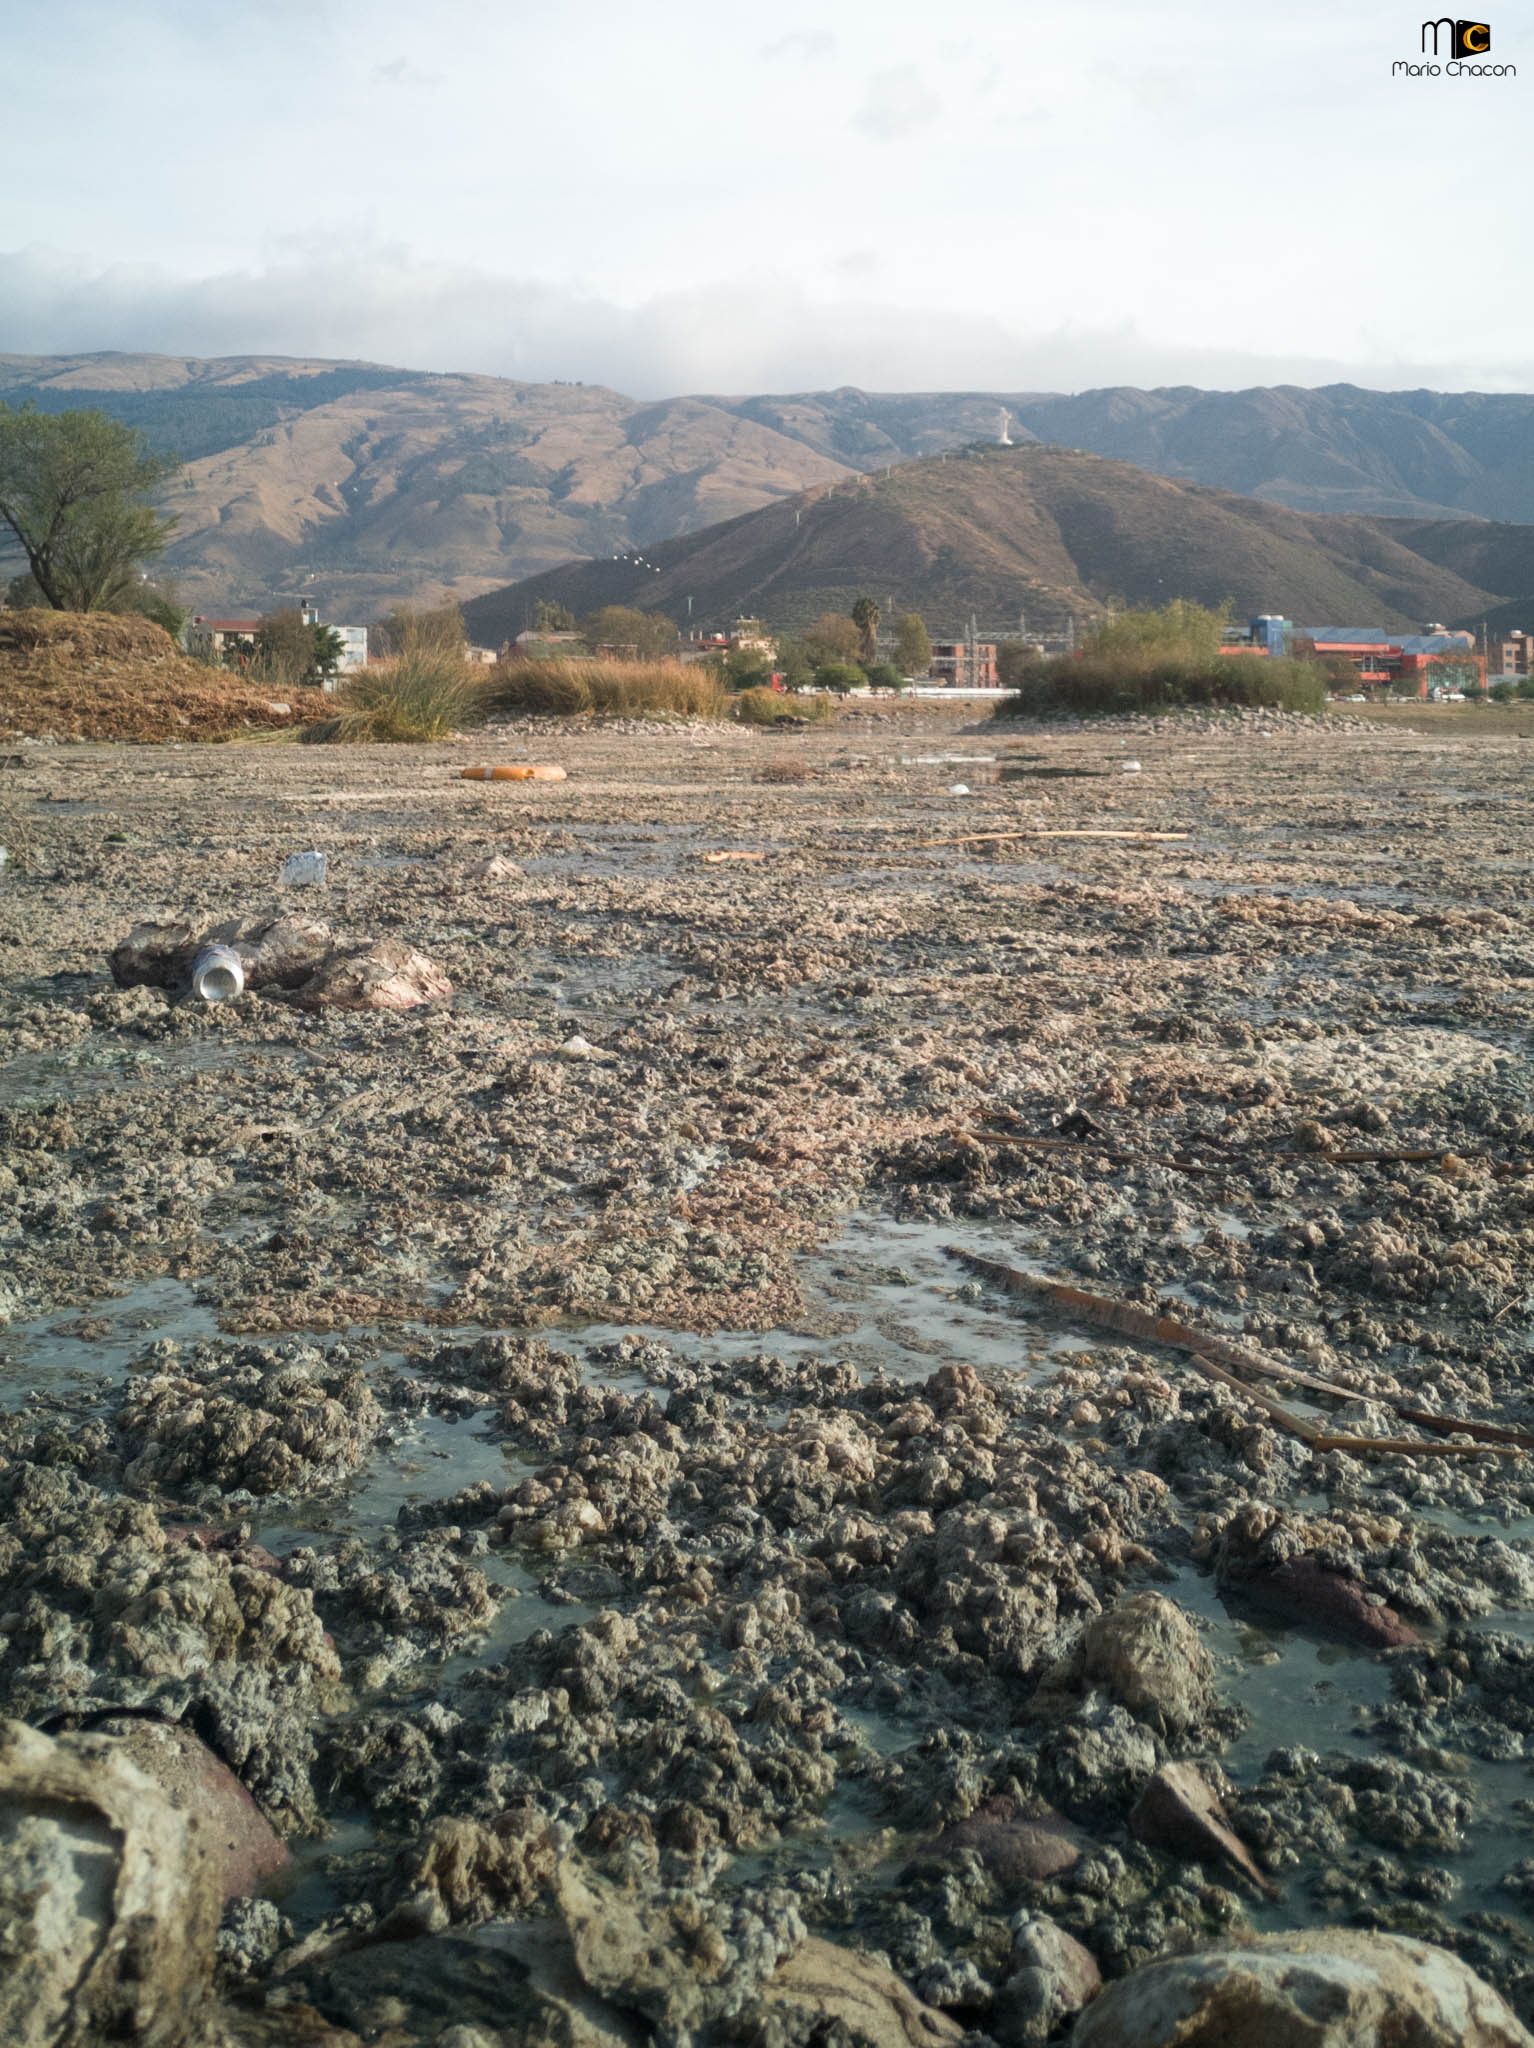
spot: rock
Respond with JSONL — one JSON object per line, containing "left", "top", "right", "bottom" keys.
{"left": 108, "top": 918, "right": 198, "bottom": 989}
{"left": 1129, "top": 1761, "right": 1276, "bottom": 1897}
{"left": 554, "top": 1854, "right": 801, "bottom": 2035}
{"left": 1236, "top": 1554, "right": 1421, "bottom": 1649}
{"left": 465, "top": 854, "right": 522, "bottom": 881}
{"left": 84, "top": 1715, "right": 288, "bottom": 1899}
{"left": 400, "top": 1808, "right": 558, "bottom": 1921}
{"left": 758, "top": 1936, "right": 963, "bottom": 2048}
{"left": 1069, "top": 1927, "right": 1534, "bottom": 2048}
{"left": 201, "top": 913, "right": 333, "bottom": 991}
{"left": 920, "top": 1795, "right": 1087, "bottom": 1884}
{"left": 1036, "top": 1592, "right": 1216, "bottom": 1737}
{"left": 991, "top": 1916, "right": 1101, "bottom": 2045}
{"left": 292, "top": 937, "right": 452, "bottom": 1011}
{"left": 0, "top": 1716, "right": 221, "bottom": 2047}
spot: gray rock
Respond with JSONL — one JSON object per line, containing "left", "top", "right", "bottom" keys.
{"left": 992, "top": 1915, "right": 1102, "bottom": 2045}
{"left": 1037, "top": 1593, "right": 1216, "bottom": 1738}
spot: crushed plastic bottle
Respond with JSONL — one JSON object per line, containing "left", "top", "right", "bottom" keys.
{"left": 281, "top": 851, "right": 327, "bottom": 886}
{"left": 190, "top": 944, "right": 245, "bottom": 1004}
{"left": 1121, "top": 759, "right": 1142, "bottom": 774}
{"left": 948, "top": 783, "right": 972, "bottom": 796}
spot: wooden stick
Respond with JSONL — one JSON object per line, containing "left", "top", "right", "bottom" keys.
{"left": 970, "top": 1129, "right": 1227, "bottom": 1177}
{"left": 972, "top": 1125, "right": 1534, "bottom": 1185}
{"left": 943, "top": 1246, "right": 1523, "bottom": 1458}
{"left": 915, "top": 829, "right": 1190, "bottom": 848}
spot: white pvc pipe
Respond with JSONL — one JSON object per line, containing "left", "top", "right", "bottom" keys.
{"left": 191, "top": 945, "right": 245, "bottom": 1004}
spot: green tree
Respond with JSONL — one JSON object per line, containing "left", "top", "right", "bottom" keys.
{"left": 892, "top": 612, "right": 932, "bottom": 676}
{"left": 535, "top": 598, "right": 577, "bottom": 633}
{"left": 0, "top": 404, "right": 179, "bottom": 612}
{"left": 253, "top": 610, "right": 345, "bottom": 688}
{"left": 721, "top": 645, "right": 774, "bottom": 690}
{"left": 1085, "top": 598, "right": 1230, "bottom": 664}
{"left": 801, "top": 613, "right": 863, "bottom": 666}
{"left": 851, "top": 595, "right": 881, "bottom": 665}
{"left": 814, "top": 660, "right": 865, "bottom": 694}
{"left": 581, "top": 606, "right": 678, "bottom": 660}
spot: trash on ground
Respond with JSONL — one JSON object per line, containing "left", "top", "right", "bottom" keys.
{"left": 917, "top": 828, "right": 1190, "bottom": 847}
{"left": 700, "top": 850, "right": 768, "bottom": 863}
{"left": 280, "top": 850, "right": 327, "bottom": 885}
{"left": 1121, "top": 759, "right": 1142, "bottom": 773}
{"left": 460, "top": 764, "right": 567, "bottom": 782}
{"left": 190, "top": 945, "right": 244, "bottom": 1004}
{"left": 465, "top": 854, "right": 523, "bottom": 881}
{"left": 947, "top": 783, "right": 972, "bottom": 796}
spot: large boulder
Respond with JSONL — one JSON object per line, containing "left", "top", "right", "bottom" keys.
{"left": 83, "top": 1715, "right": 288, "bottom": 1900}
{"left": 1069, "top": 1928, "right": 1534, "bottom": 2048}
{"left": 0, "top": 1718, "right": 222, "bottom": 2047}
{"left": 1036, "top": 1593, "right": 1216, "bottom": 1738}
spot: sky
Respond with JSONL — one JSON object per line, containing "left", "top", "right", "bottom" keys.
{"left": 2, "top": 0, "right": 1529, "bottom": 396}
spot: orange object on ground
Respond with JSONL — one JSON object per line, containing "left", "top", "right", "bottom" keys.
{"left": 460, "top": 764, "right": 567, "bottom": 781}
{"left": 700, "top": 850, "right": 768, "bottom": 863}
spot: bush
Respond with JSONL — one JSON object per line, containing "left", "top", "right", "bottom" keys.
{"left": 300, "top": 651, "right": 486, "bottom": 742}
{"left": 486, "top": 659, "right": 726, "bottom": 720}
{"left": 814, "top": 661, "right": 865, "bottom": 694}
{"left": 732, "top": 687, "right": 833, "bottom": 726}
{"left": 863, "top": 661, "right": 903, "bottom": 689}
{"left": 1490, "top": 681, "right": 1517, "bottom": 702}
{"left": 992, "top": 651, "right": 1327, "bottom": 720}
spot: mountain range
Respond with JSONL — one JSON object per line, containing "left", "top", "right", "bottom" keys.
{"left": 461, "top": 443, "right": 1521, "bottom": 645}
{"left": 5, "top": 353, "right": 1534, "bottom": 627}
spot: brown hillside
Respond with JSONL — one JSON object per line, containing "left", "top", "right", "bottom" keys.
{"left": 464, "top": 443, "right": 1500, "bottom": 644}
{"left": 0, "top": 611, "right": 324, "bottom": 742}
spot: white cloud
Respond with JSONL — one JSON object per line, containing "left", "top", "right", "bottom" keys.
{"left": 6, "top": 242, "right": 1534, "bottom": 401}
{"left": 852, "top": 65, "right": 941, "bottom": 142}
{"left": 759, "top": 30, "right": 837, "bottom": 60}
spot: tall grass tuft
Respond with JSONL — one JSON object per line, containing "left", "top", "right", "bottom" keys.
{"left": 299, "top": 650, "right": 488, "bottom": 743}
{"left": 731, "top": 687, "right": 834, "bottom": 726}
{"left": 486, "top": 659, "right": 728, "bottom": 720}
{"left": 992, "top": 653, "right": 1328, "bottom": 720}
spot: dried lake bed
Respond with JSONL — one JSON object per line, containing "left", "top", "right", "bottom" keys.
{"left": 3, "top": 704, "right": 1534, "bottom": 2042}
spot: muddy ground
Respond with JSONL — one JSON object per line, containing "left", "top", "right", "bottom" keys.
{"left": 2, "top": 703, "right": 1533, "bottom": 2040}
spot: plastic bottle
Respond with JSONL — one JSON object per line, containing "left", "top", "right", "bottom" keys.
{"left": 191, "top": 945, "right": 245, "bottom": 1004}
{"left": 281, "top": 851, "right": 327, "bottom": 885}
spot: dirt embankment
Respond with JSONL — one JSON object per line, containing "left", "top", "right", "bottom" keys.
{"left": 0, "top": 609, "right": 326, "bottom": 743}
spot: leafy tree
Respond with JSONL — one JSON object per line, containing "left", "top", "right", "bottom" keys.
{"left": 773, "top": 640, "right": 818, "bottom": 690}
{"left": 851, "top": 595, "right": 880, "bottom": 665}
{"left": 814, "top": 660, "right": 865, "bottom": 694}
{"left": 535, "top": 598, "right": 577, "bottom": 633}
{"left": 581, "top": 605, "right": 678, "bottom": 660}
{"left": 1085, "top": 598, "right": 1231, "bottom": 664}
{"left": 0, "top": 404, "right": 179, "bottom": 611}
{"left": 720, "top": 645, "right": 774, "bottom": 690}
{"left": 863, "top": 661, "right": 902, "bottom": 689}
{"left": 892, "top": 612, "right": 932, "bottom": 676}
{"left": 377, "top": 600, "right": 465, "bottom": 659}
{"left": 253, "top": 610, "right": 345, "bottom": 688}
{"left": 801, "top": 613, "right": 862, "bottom": 666}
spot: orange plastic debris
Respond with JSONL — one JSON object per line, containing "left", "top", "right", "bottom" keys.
{"left": 460, "top": 764, "right": 567, "bottom": 782}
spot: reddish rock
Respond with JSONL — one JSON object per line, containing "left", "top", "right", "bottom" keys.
{"left": 1239, "top": 1555, "right": 1421, "bottom": 1649}
{"left": 1130, "top": 1763, "right": 1276, "bottom": 1898}
{"left": 90, "top": 1716, "right": 289, "bottom": 1900}
{"left": 921, "top": 1795, "right": 1086, "bottom": 1884}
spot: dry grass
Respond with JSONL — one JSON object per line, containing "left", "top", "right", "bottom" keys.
{"left": 486, "top": 659, "right": 727, "bottom": 720}
{"left": 756, "top": 756, "right": 814, "bottom": 784}
{"left": 0, "top": 608, "right": 329, "bottom": 742}
{"left": 300, "top": 651, "right": 488, "bottom": 743}
{"left": 732, "top": 687, "right": 834, "bottom": 726}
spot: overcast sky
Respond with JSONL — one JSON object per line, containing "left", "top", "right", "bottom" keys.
{"left": 2, "top": 0, "right": 1527, "bottom": 395}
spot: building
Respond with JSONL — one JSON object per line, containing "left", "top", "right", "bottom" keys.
{"left": 730, "top": 617, "right": 776, "bottom": 655}
{"left": 928, "top": 639, "right": 999, "bottom": 687}
{"left": 1488, "top": 630, "right": 1533, "bottom": 679}
{"left": 186, "top": 616, "right": 260, "bottom": 662}
{"left": 1222, "top": 617, "right": 1485, "bottom": 694}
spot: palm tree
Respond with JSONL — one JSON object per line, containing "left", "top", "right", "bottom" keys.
{"left": 851, "top": 595, "right": 880, "bottom": 666}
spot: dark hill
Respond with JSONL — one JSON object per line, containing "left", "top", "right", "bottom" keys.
{"left": 462, "top": 442, "right": 1501, "bottom": 644}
